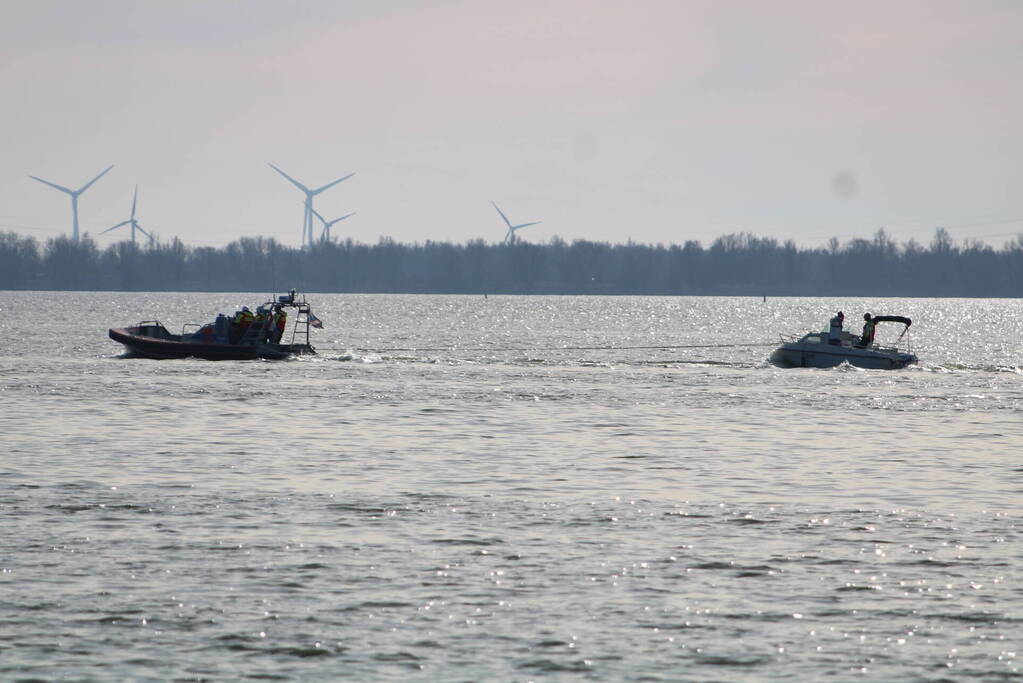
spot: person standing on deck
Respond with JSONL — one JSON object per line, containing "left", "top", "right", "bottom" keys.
{"left": 271, "top": 308, "right": 288, "bottom": 344}
{"left": 858, "top": 313, "right": 876, "bottom": 348}
{"left": 828, "top": 311, "right": 845, "bottom": 344}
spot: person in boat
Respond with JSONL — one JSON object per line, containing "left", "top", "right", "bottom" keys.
{"left": 230, "top": 306, "right": 254, "bottom": 344}
{"left": 229, "top": 311, "right": 240, "bottom": 344}
{"left": 271, "top": 307, "right": 287, "bottom": 344}
{"left": 239, "top": 307, "right": 255, "bottom": 341}
{"left": 857, "top": 313, "right": 876, "bottom": 348}
{"left": 254, "top": 305, "right": 270, "bottom": 342}
{"left": 828, "top": 311, "right": 845, "bottom": 345}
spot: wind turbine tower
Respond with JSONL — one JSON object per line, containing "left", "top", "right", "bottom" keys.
{"left": 28, "top": 164, "right": 114, "bottom": 241}
{"left": 269, "top": 164, "right": 354, "bottom": 249}
{"left": 102, "top": 186, "right": 153, "bottom": 244}
{"left": 492, "top": 201, "right": 540, "bottom": 244}
{"left": 310, "top": 207, "right": 356, "bottom": 243}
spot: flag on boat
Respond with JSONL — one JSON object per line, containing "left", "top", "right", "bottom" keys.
{"left": 307, "top": 311, "right": 324, "bottom": 329}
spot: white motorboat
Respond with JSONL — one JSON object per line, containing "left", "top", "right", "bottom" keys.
{"left": 769, "top": 315, "right": 917, "bottom": 370}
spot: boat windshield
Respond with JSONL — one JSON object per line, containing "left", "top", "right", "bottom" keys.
{"left": 799, "top": 333, "right": 823, "bottom": 344}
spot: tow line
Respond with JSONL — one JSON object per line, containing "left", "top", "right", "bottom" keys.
{"left": 316, "top": 342, "right": 777, "bottom": 353}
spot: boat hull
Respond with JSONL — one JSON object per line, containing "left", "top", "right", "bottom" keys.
{"left": 769, "top": 342, "right": 916, "bottom": 370}
{"left": 109, "top": 327, "right": 312, "bottom": 361}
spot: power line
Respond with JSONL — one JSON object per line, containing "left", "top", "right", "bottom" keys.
{"left": 0, "top": 222, "right": 64, "bottom": 233}
{"left": 2, "top": 213, "right": 1021, "bottom": 248}
{"left": 323, "top": 342, "right": 778, "bottom": 353}
{"left": 943, "top": 217, "right": 1023, "bottom": 230}
{"left": 792, "top": 214, "right": 1023, "bottom": 244}
{"left": 0, "top": 221, "right": 241, "bottom": 246}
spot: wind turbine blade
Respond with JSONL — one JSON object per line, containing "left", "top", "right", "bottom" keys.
{"left": 28, "top": 175, "right": 74, "bottom": 195}
{"left": 492, "top": 201, "right": 512, "bottom": 228}
{"left": 102, "top": 221, "right": 130, "bottom": 234}
{"left": 311, "top": 172, "right": 355, "bottom": 195}
{"left": 513, "top": 221, "right": 541, "bottom": 229}
{"left": 309, "top": 206, "right": 328, "bottom": 226}
{"left": 328, "top": 212, "right": 356, "bottom": 227}
{"left": 77, "top": 164, "right": 114, "bottom": 194}
{"left": 130, "top": 185, "right": 138, "bottom": 219}
{"left": 136, "top": 223, "right": 153, "bottom": 239}
{"left": 268, "top": 163, "right": 310, "bottom": 193}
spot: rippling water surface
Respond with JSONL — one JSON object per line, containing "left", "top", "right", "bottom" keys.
{"left": 1, "top": 292, "right": 1021, "bottom": 680}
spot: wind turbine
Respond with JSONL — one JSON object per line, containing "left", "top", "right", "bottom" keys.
{"left": 269, "top": 163, "right": 354, "bottom": 249}
{"left": 102, "top": 186, "right": 153, "bottom": 244}
{"left": 28, "top": 164, "right": 114, "bottom": 241}
{"left": 309, "top": 206, "right": 356, "bottom": 243}
{"left": 492, "top": 201, "right": 540, "bottom": 244}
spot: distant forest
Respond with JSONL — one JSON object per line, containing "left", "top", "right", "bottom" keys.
{"left": 2, "top": 228, "right": 1022, "bottom": 297}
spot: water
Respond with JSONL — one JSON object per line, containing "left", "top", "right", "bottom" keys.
{"left": 1, "top": 292, "right": 1020, "bottom": 680}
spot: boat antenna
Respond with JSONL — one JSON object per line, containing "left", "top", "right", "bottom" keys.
{"left": 269, "top": 244, "right": 277, "bottom": 299}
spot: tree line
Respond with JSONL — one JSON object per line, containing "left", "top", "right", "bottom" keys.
{"left": 1, "top": 228, "right": 1021, "bottom": 297}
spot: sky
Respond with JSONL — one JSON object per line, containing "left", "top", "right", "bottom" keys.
{"left": 1, "top": 0, "right": 1021, "bottom": 249}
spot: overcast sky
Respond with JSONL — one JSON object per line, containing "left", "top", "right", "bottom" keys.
{"left": 1, "top": 0, "right": 1020, "bottom": 249}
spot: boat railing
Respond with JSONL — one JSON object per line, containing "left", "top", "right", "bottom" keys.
{"left": 779, "top": 333, "right": 829, "bottom": 344}
{"left": 130, "top": 320, "right": 175, "bottom": 341}
{"left": 844, "top": 335, "right": 913, "bottom": 354}
{"left": 874, "top": 340, "right": 911, "bottom": 354}
{"left": 181, "top": 323, "right": 202, "bottom": 335}
{"left": 134, "top": 320, "right": 173, "bottom": 336}
{"left": 780, "top": 331, "right": 911, "bottom": 355}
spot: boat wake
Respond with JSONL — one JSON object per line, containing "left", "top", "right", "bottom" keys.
{"left": 920, "top": 363, "right": 1023, "bottom": 374}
